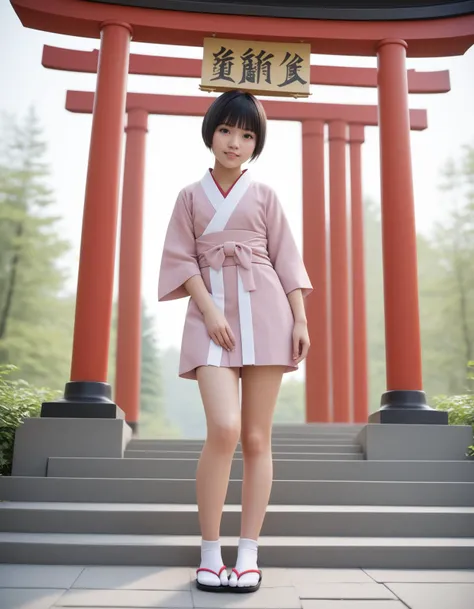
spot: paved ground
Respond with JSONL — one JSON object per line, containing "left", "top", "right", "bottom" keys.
{"left": 1, "top": 565, "right": 474, "bottom": 609}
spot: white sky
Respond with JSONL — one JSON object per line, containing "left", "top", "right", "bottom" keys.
{"left": 1, "top": 3, "right": 474, "bottom": 355}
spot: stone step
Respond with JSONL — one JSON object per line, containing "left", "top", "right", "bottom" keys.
{"left": 268, "top": 427, "right": 364, "bottom": 436}
{"left": 131, "top": 434, "right": 360, "bottom": 444}
{"left": 128, "top": 440, "right": 362, "bottom": 452}
{"left": 2, "top": 502, "right": 473, "bottom": 538}
{"left": 273, "top": 426, "right": 362, "bottom": 431}
{"left": 273, "top": 430, "right": 361, "bottom": 436}
{"left": 124, "top": 449, "right": 362, "bottom": 460}
{"left": 46, "top": 457, "right": 474, "bottom": 481}
{"left": 128, "top": 443, "right": 363, "bottom": 454}
{"left": 45, "top": 456, "right": 359, "bottom": 480}
{"left": 1, "top": 532, "right": 472, "bottom": 568}
{"left": 2, "top": 477, "right": 474, "bottom": 506}
{"left": 268, "top": 432, "right": 362, "bottom": 437}
{"left": 272, "top": 424, "right": 363, "bottom": 430}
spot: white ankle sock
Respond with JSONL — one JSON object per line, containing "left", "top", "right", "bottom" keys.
{"left": 229, "top": 538, "right": 260, "bottom": 588}
{"left": 197, "top": 539, "right": 228, "bottom": 587}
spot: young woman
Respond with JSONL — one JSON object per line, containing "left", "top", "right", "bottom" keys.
{"left": 158, "top": 90, "right": 312, "bottom": 593}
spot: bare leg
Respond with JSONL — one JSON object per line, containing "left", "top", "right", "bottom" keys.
{"left": 229, "top": 365, "right": 285, "bottom": 588}
{"left": 195, "top": 366, "right": 241, "bottom": 587}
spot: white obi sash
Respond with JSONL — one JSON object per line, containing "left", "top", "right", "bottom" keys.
{"left": 199, "top": 170, "right": 256, "bottom": 367}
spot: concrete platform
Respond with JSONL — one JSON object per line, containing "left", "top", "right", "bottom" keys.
{"left": 1, "top": 564, "right": 473, "bottom": 609}
{"left": 11, "top": 418, "right": 132, "bottom": 477}
{"left": 358, "top": 424, "right": 473, "bottom": 461}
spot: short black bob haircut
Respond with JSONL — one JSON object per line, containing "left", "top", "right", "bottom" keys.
{"left": 202, "top": 90, "right": 267, "bottom": 161}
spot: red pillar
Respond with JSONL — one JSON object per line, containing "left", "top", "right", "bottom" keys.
{"left": 328, "top": 121, "right": 351, "bottom": 423}
{"left": 372, "top": 39, "right": 446, "bottom": 423}
{"left": 115, "top": 108, "right": 149, "bottom": 433}
{"left": 377, "top": 40, "right": 421, "bottom": 392}
{"left": 302, "top": 120, "right": 330, "bottom": 422}
{"left": 70, "top": 22, "right": 132, "bottom": 383}
{"left": 349, "top": 125, "right": 369, "bottom": 423}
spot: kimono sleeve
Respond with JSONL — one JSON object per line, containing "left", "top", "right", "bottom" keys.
{"left": 266, "top": 187, "right": 313, "bottom": 298}
{"left": 158, "top": 188, "right": 201, "bottom": 301}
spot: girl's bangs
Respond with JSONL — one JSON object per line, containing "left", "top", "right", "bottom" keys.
{"left": 219, "top": 97, "right": 260, "bottom": 134}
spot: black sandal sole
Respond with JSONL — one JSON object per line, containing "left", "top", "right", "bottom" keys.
{"left": 230, "top": 575, "right": 262, "bottom": 593}
{"left": 195, "top": 580, "right": 230, "bottom": 593}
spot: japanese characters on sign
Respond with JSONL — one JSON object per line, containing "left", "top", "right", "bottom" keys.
{"left": 201, "top": 38, "right": 311, "bottom": 98}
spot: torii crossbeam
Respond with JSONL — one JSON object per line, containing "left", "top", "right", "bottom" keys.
{"left": 66, "top": 91, "right": 428, "bottom": 128}
{"left": 43, "top": 45, "right": 451, "bottom": 94}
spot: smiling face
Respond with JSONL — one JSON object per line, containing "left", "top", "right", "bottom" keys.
{"left": 202, "top": 91, "right": 267, "bottom": 163}
{"left": 211, "top": 124, "right": 257, "bottom": 169}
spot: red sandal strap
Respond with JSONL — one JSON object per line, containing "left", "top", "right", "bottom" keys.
{"left": 232, "top": 568, "right": 262, "bottom": 578}
{"left": 196, "top": 565, "right": 227, "bottom": 577}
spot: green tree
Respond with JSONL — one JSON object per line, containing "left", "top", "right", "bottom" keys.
{"left": 139, "top": 302, "right": 177, "bottom": 437}
{"left": 0, "top": 109, "right": 73, "bottom": 389}
{"left": 109, "top": 300, "right": 176, "bottom": 437}
{"left": 423, "top": 144, "right": 474, "bottom": 395}
{"left": 140, "top": 302, "right": 162, "bottom": 415}
{"left": 361, "top": 191, "right": 471, "bottom": 407}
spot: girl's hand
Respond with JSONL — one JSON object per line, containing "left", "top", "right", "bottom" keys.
{"left": 203, "top": 306, "right": 236, "bottom": 351}
{"left": 292, "top": 320, "right": 310, "bottom": 364}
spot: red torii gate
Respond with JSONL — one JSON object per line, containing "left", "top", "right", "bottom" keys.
{"left": 42, "top": 44, "right": 446, "bottom": 430}
{"left": 16, "top": 0, "right": 472, "bottom": 430}
{"left": 66, "top": 90, "right": 428, "bottom": 429}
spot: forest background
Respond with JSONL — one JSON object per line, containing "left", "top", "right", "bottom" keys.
{"left": 0, "top": 110, "right": 473, "bottom": 439}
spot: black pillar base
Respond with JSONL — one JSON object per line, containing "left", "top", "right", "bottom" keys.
{"left": 368, "top": 390, "right": 448, "bottom": 425}
{"left": 41, "top": 381, "right": 124, "bottom": 419}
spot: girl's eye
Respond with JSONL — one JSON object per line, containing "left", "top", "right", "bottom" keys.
{"left": 244, "top": 133, "right": 254, "bottom": 139}
{"left": 220, "top": 128, "right": 230, "bottom": 134}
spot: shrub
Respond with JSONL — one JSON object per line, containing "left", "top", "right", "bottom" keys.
{"left": 433, "top": 362, "right": 474, "bottom": 458}
{"left": 0, "top": 365, "right": 60, "bottom": 476}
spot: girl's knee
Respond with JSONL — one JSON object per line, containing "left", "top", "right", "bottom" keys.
{"left": 241, "top": 431, "right": 270, "bottom": 457}
{"left": 207, "top": 420, "right": 241, "bottom": 453}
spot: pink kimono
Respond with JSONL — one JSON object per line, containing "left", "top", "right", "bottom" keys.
{"left": 158, "top": 170, "right": 312, "bottom": 380}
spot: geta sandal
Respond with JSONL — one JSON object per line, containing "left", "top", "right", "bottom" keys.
{"left": 230, "top": 568, "right": 262, "bottom": 593}
{"left": 195, "top": 565, "right": 229, "bottom": 592}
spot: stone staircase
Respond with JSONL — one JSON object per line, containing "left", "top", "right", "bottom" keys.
{"left": 1, "top": 423, "right": 474, "bottom": 568}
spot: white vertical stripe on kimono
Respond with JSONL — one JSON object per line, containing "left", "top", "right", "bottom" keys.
{"left": 200, "top": 170, "right": 255, "bottom": 367}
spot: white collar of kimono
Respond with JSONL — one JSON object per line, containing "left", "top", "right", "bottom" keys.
{"left": 201, "top": 166, "right": 252, "bottom": 216}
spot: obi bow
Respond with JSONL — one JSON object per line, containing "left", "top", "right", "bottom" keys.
{"left": 203, "top": 241, "right": 256, "bottom": 292}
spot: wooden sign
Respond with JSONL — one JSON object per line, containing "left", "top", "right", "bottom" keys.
{"left": 200, "top": 38, "right": 311, "bottom": 98}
